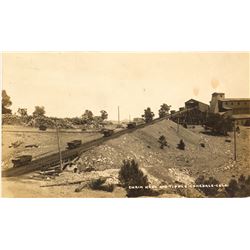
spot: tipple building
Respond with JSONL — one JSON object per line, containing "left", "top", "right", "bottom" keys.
{"left": 210, "top": 92, "right": 250, "bottom": 125}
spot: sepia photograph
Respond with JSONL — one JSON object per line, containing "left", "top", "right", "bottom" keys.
{"left": 1, "top": 52, "right": 249, "bottom": 198}
{"left": 1, "top": 2, "right": 250, "bottom": 250}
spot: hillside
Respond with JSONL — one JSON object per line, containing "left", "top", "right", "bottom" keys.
{"left": 2, "top": 119, "right": 249, "bottom": 198}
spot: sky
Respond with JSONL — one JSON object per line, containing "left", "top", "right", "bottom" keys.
{"left": 2, "top": 52, "right": 249, "bottom": 120}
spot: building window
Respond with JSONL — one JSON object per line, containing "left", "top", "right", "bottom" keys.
{"left": 238, "top": 102, "right": 240, "bottom": 105}
{"left": 225, "top": 102, "right": 228, "bottom": 105}
{"left": 231, "top": 102, "right": 233, "bottom": 105}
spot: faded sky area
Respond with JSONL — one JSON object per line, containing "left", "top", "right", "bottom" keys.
{"left": 2, "top": 52, "right": 249, "bottom": 120}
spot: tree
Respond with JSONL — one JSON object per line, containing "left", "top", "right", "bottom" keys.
{"left": 158, "top": 103, "right": 171, "bottom": 118}
{"left": 100, "top": 110, "right": 108, "bottom": 121}
{"left": 205, "top": 113, "right": 233, "bottom": 135}
{"left": 17, "top": 108, "right": 28, "bottom": 117}
{"left": 82, "top": 110, "right": 93, "bottom": 122}
{"left": 118, "top": 159, "right": 153, "bottom": 197}
{"left": 158, "top": 135, "right": 167, "bottom": 149}
{"left": 33, "top": 106, "right": 46, "bottom": 117}
{"left": 142, "top": 107, "right": 154, "bottom": 123}
{"left": 2, "top": 90, "right": 12, "bottom": 114}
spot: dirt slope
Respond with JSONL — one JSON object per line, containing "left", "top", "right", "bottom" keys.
{"left": 76, "top": 119, "right": 241, "bottom": 189}
{"left": 2, "top": 120, "right": 249, "bottom": 198}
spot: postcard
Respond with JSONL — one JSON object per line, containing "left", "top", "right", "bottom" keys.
{"left": 1, "top": 52, "right": 250, "bottom": 198}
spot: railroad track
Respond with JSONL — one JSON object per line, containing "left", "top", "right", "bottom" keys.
{"left": 2, "top": 117, "right": 168, "bottom": 177}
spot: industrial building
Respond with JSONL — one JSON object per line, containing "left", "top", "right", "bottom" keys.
{"left": 209, "top": 92, "right": 250, "bottom": 125}
{"left": 171, "top": 99, "right": 209, "bottom": 125}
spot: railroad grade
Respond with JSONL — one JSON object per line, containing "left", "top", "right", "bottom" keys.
{"left": 2, "top": 117, "right": 168, "bottom": 177}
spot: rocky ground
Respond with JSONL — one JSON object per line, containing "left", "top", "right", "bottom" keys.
{"left": 1, "top": 120, "right": 250, "bottom": 198}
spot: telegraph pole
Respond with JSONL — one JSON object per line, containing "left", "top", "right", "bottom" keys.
{"left": 118, "top": 106, "right": 120, "bottom": 125}
{"left": 56, "top": 125, "right": 63, "bottom": 170}
{"left": 177, "top": 117, "right": 180, "bottom": 133}
{"left": 233, "top": 120, "right": 237, "bottom": 161}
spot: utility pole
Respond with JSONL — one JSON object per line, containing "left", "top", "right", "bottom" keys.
{"left": 233, "top": 120, "right": 237, "bottom": 161}
{"left": 56, "top": 125, "right": 63, "bottom": 170}
{"left": 177, "top": 117, "right": 180, "bottom": 133}
{"left": 118, "top": 106, "right": 120, "bottom": 125}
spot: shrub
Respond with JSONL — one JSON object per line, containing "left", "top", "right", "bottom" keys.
{"left": 225, "top": 179, "right": 239, "bottom": 197}
{"left": 158, "top": 135, "right": 167, "bottom": 149}
{"left": 182, "top": 123, "right": 187, "bottom": 128}
{"left": 195, "top": 176, "right": 220, "bottom": 196}
{"left": 118, "top": 159, "right": 156, "bottom": 197}
{"left": 89, "top": 177, "right": 106, "bottom": 189}
{"left": 225, "top": 175, "right": 250, "bottom": 197}
{"left": 88, "top": 177, "right": 114, "bottom": 192}
{"left": 177, "top": 139, "right": 185, "bottom": 150}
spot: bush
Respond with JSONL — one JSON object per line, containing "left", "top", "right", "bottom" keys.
{"left": 177, "top": 139, "right": 185, "bottom": 150}
{"left": 225, "top": 179, "right": 239, "bottom": 197}
{"left": 182, "top": 123, "right": 188, "bottom": 128}
{"left": 225, "top": 175, "right": 250, "bottom": 197}
{"left": 89, "top": 177, "right": 114, "bottom": 192}
{"left": 158, "top": 135, "right": 167, "bottom": 149}
{"left": 195, "top": 176, "right": 220, "bottom": 196}
{"left": 118, "top": 159, "right": 156, "bottom": 197}
{"left": 89, "top": 177, "right": 106, "bottom": 189}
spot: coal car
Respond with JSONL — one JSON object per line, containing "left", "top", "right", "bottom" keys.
{"left": 67, "top": 140, "right": 82, "bottom": 149}
{"left": 12, "top": 155, "right": 32, "bottom": 168}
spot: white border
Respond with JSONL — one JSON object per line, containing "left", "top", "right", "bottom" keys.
{"left": 1, "top": 1, "right": 250, "bottom": 250}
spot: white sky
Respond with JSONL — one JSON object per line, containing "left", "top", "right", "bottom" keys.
{"left": 2, "top": 52, "right": 249, "bottom": 120}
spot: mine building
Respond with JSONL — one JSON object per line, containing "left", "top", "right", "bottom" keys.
{"left": 171, "top": 99, "right": 209, "bottom": 125}
{"left": 185, "top": 99, "right": 209, "bottom": 112}
{"left": 209, "top": 92, "right": 250, "bottom": 125}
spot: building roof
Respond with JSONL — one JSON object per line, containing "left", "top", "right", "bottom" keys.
{"left": 185, "top": 98, "right": 209, "bottom": 106}
{"left": 212, "top": 92, "right": 225, "bottom": 96}
{"left": 221, "top": 98, "right": 250, "bottom": 102}
{"left": 231, "top": 114, "right": 250, "bottom": 120}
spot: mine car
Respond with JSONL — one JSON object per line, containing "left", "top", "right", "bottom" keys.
{"left": 12, "top": 155, "right": 32, "bottom": 168}
{"left": 102, "top": 129, "right": 114, "bottom": 137}
{"left": 67, "top": 140, "right": 82, "bottom": 149}
{"left": 127, "top": 122, "right": 137, "bottom": 129}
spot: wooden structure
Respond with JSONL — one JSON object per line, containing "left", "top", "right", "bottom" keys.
{"left": 170, "top": 99, "right": 210, "bottom": 125}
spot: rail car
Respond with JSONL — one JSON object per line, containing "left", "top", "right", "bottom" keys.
{"left": 102, "top": 129, "right": 114, "bottom": 137}
{"left": 12, "top": 155, "right": 33, "bottom": 167}
{"left": 127, "top": 122, "right": 137, "bottom": 129}
{"left": 67, "top": 140, "right": 82, "bottom": 149}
